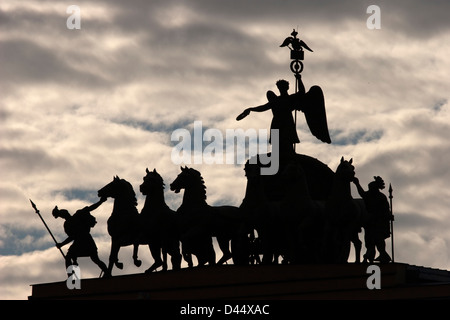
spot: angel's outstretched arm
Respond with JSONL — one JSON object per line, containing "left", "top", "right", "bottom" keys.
{"left": 236, "top": 102, "right": 273, "bottom": 120}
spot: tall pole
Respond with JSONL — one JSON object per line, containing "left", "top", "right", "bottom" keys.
{"left": 293, "top": 72, "right": 299, "bottom": 152}
{"left": 29, "top": 199, "right": 66, "bottom": 259}
{"left": 388, "top": 184, "right": 395, "bottom": 262}
{"left": 280, "top": 28, "right": 312, "bottom": 152}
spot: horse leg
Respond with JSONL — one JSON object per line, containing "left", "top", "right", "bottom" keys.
{"left": 145, "top": 244, "right": 163, "bottom": 273}
{"left": 363, "top": 228, "right": 376, "bottom": 263}
{"left": 273, "top": 254, "right": 280, "bottom": 264}
{"left": 183, "top": 252, "right": 193, "bottom": 268}
{"left": 115, "top": 260, "right": 123, "bottom": 269}
{"left": 216, "top": 236, "right": 232, "bottom": 265}
{"left": 194, "top": 237, "right": 215, "bottom": 266}
{"left": 132, "top": 242, "right": 142, "bottom": 267}
{"left": 206, "top": 237, "right": 216, "bottom": 266}
{"left": 169, "top": 242, "right": 182, "bottom": 270}
{"left": 196, "top": 253, "right": 206, "bottom": 266}
{"left": 107, "top": 239, "right": 121, "bottom": 275}
{"left": 231, "top": 233, "right": 249, "bottom": 265}
{"left": 180, "top": 237, "right": 193, "bottom": 267}
{"left": 351, "top": 232, "right": 362, "bottom": 263}
{"left": 162, "top": 247, "right": 168, "bottom": 271}
{"left": 339, "top": 232, "right": 352, "bottom": 263}
{"left": 344, "top": 241, "right": 351, "bottom": 263}
{"left": 260, "top": 233, "right": 275, "bottom": 265}
{"left": 208, "top": 245, "right": 216, "bottom": 266}
{"left": 113, "top": 240, "right": 123, "bottom": 270}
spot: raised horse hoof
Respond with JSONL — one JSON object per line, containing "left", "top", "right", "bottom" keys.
{"left": 115, "top": 261, "right": 124, "bottom": 269}
{"left": 134, "top": 259, "right": 142, "bottom": 267}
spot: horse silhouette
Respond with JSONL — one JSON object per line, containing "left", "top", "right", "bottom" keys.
{"left": 240, "top": 161, "right": 284, "bottom": 264}
{"left": 240, "top": 153, "right": 335, "bottom": 264}
{"left": 241, "top": 158, "right": 328, "bottom": 264}
{"left": 241, "top": 154, "right": 369, "bottom": 264}
{"left": 98, "top": 176, "right": 142, "bottom": 276}
{"left": 98, "top": 175, "right": 180, "bottom": 275}
{"left": 137, "top": 168, "right": 182, "bottom": 273}
{"left": 170, "top": 166, "right": 246, "bottom": 266}
{"left": 96, "top": 159, "right": 368, "bottom": 274}
{"left": 324, "top": 157, "right": 365, "bottom": 263}
{"left": 278, "top": 160, "right": 328, "bottom": 264}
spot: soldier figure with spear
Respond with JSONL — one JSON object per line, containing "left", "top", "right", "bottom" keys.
{"left": 30, "top": 198, "right": 109, "bottom": 277}
{"left": 352, "top": 176, "right": 394, "bottom": 263}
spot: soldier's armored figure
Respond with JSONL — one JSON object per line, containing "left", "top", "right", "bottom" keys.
{"left": 53, "top": 197, "right": 109, "bottom": 276}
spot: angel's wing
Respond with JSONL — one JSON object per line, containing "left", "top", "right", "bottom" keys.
{"left": 266, "top": 90, "right": 278, "bottom": 102}
{"left": 303, "top": 86, "right": 331, "bottom": 144}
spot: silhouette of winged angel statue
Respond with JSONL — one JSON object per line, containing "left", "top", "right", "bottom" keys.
{"left": 236, "top": 77, "right": 331, "bottom": 155}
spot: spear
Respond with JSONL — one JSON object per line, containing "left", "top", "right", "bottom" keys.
{"left": 388, "top": 184, "right": 394, "bottom": 262}
{"left": 29, "top": 199, "right": 66, "bottom": 259}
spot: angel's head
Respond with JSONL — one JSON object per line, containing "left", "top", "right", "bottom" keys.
{"left": 276, "top": 79, "right": 289, "bottom": 94}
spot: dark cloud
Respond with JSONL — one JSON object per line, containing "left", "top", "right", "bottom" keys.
{"left": 0, "top": 226, "right": 50, "bottom": 255}
{"left": 175, "top": 0, "right": 365, "bottom": 24}
{"left": 56, "top": 188, "right": 100, "bottom": 203}
{"left": 380, "top": 0, "right": 450, "bottom": 37}
{"left": 331, "top": 129, "right": 383, "bottom": 145}
{"left": 0, "top": 147, "right": 70, "bottom": 174}
{"left": 0, "top": 39, "right": 111, "bottom": 88}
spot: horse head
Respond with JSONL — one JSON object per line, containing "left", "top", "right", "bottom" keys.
{"left": 170, "top": 166, "right": 206, "bottom": 196}
{"left": 98, "top": 176, "right": 137, "bottom": 206}
{"left": 335, "top": 157, "right": 355, "bottom": 182}
{"left": 140, "top": 168, "right": 165, "bottom": 196}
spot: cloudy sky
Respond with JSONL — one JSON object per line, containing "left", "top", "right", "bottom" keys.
{"left": 1, "top": 0, "right": 449, "bottom": 299}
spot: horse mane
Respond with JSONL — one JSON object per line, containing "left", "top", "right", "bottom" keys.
{"left": 121, "top": 179, "right": 138, "bottom": 207}
{"left": 186, "top": 167, "right": 207, "bottom": 201}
